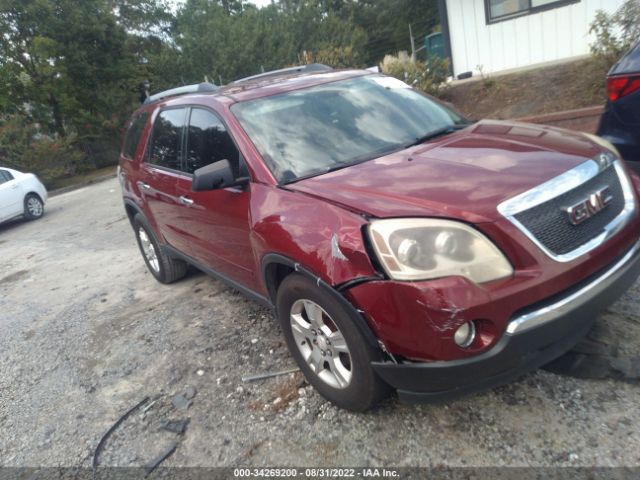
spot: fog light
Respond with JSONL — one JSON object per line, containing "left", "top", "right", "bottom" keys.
{"left": 454, "top": 321, "right": 476, "bottom": 348}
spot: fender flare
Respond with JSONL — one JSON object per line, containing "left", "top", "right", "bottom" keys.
{"left": 261, "top": 253, "right": 381, "bottom": 349}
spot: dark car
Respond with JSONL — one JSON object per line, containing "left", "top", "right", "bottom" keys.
{"left": 598, "top": 39, "right": 640, "bottom": 175}
{"left": 119, "top": 65, "right": 640, "bottom": 411}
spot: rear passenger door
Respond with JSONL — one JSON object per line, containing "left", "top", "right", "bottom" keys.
{"left": 139, "top": 107, "right": 193, "bottom": 254}
{"left": 176, "top": 107, "right": 258, "bottom": 290}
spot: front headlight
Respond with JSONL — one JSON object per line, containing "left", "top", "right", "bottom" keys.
{"left": 367, "top": 218, "right": 513, "bottom": 283}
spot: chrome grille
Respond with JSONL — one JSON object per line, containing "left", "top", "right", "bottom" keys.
{"left": 514, "top": 166, "right": 625, "bottom": 255}
{"left": 498, "top": 157, "right": 636, "bottom": 263}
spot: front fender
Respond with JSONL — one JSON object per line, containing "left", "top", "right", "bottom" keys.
{"left": 250, "top": 184, "right": 379, "bottom": 290}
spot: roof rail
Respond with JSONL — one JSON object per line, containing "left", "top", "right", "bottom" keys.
{"left": 144, "top": 82, "right": 219, "bottom": 104}
{"left": 233, "top": 63, "right": 333, "bottom": 84}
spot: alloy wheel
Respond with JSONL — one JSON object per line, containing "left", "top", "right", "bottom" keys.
{"left": 27, "top": 197, "right": 43, "bottom": 217}
{"left": 290, "top": 298, "right": 353, "bottom": 389}
{"left": 138, "top": 227, "right": 160, "bottom": 273}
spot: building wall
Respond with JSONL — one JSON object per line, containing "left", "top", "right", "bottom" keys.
{"left": 445, "top": 0, "right": 625, "bottom": 77}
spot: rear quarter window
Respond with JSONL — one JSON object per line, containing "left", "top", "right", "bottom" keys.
{"left": 0, "top": 170, "right": 14, "bottom": 184}
{"left": 122, "top": 112, "right": 150, "bottom": 159}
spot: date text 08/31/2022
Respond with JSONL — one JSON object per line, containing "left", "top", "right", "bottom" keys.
{"left": 233, "top": 467, "right": 400, "bottom": 477}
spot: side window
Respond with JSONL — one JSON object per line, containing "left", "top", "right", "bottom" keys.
{"left": 148, "top": 108, "right": 186, "bottom": 170}
{"left": 0, "top": 170, "right": 13, "bottom": 184}
{"left": 123, "top": 112, "right": 149, "bottom": 159}
{"left": 185, "top": 108, "right": 242, "bottom": 176}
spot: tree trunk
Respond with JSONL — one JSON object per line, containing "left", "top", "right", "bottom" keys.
{"left": 49, "top": 92, "right": 66, "bottom": 138}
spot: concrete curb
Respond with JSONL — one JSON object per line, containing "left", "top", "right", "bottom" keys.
{"left": 515, "top": 105, "right": 604, "bottom": 133}
{"left": 49, "top": 171, "right": 117, "bottom": 198}
{"left": 516, "top": 105, "right": 604, "bottom": 123}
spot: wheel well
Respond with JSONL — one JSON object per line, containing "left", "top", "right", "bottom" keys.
{"left": 25, "top": 192, "right": 43, "bottom": 203}
{"left": 124, "top": 203, "right": 138, "bottom": 226}
{"left": 264, "top": 262, "right": 295, "bottom": 303}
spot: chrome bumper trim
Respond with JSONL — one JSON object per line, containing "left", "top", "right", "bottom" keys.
{"left": 507, "top": 239, "right": 640, "bottom": 334}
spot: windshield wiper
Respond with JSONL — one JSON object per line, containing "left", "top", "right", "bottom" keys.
{"left": 283, "top": 162, "right": 352, "bottom": 185}
{"left": 282, "top": 124, "right": 471, "bottom": 185}
{"left": 403, "top": 124, "right": 467, "bottom": 149}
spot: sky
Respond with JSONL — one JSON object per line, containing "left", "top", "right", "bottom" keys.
{"left": 169, "top": 0, "right": 274, "bottom": 10}
{"left": 248, "top": 0, "right": 273, "bottom": 7}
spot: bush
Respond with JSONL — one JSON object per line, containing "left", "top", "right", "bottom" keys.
{"left": 300, "top": 47, "right": 361, "bottom": 68}
{"left": 0, "top": 115, "right": 87, "bottom": 186}
{"left": 380, "top": 51, "right": 449, "bottom": 96}
{"left": 20, "top": 137, "right": 88, "bottom": 182}
{"left": 590, "top": 0, "right": 640, "bottom": 67}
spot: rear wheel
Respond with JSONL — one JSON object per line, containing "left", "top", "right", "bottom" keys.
{"left": 133, "top": 213, "right": 187, "bottom": 284}
{"left": 24, "top": 194, "right": 44, "bottom": 220}
{"left": 276, "top": 273, "right": 390, "bottom": 411}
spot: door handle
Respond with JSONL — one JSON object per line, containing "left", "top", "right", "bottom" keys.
{"left": 11, "top": 184, "right": 19, "bottom": 189}
{"left": 138, "top": 181, "right": 151, "bottom": 191}
{"left": 179, "top": 196, "right": 194, "bottom": 206}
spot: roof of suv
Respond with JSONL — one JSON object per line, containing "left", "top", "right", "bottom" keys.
{"left": 145, "top": 69, "right": 371, "bottom": 108}
{"left": 221, "top": 69, "right": 370, "bottom": 102}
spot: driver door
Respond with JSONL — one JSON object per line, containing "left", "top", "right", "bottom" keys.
{"left": 176, "top": 107, "right": 258, "bottom": 291}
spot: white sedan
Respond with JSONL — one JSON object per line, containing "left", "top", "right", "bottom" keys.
{"left": 0, "top": 167, "right": 48, "bottom": 224}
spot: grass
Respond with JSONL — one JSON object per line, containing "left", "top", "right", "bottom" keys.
{"left": 48, "top": 165, "right": 117, "bottom": 191}
{"left": 442, "top": 58, "right": 610, "bottom": 120}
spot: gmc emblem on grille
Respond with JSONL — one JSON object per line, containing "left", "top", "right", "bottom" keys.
{"left": 565, "top": 186, "right": 614, "bottom": 225}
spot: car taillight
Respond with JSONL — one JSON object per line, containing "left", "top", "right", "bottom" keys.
{"left": 607, "top": 75, "right": 640, "bottom": 102}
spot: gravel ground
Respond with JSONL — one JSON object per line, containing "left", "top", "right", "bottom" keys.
{"left": 0, "top": 177, "right": 639, "bottom": 469}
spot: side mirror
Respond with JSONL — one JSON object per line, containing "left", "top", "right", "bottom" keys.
{"left": 192, "top": 160, "right": 249, "bottom": 191}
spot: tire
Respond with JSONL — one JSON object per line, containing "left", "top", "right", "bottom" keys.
{"left": 276, "top": 273, "right": 390, "bottom": 411}
{"left": 24, "top": 193, "right": 44, "bottom": 220}
{"left": 133, "top": 213, "right": 187, "bottom": 284}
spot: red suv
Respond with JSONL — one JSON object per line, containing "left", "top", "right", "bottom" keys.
{"left": 119, "top": 65, "right": 640, "bottom": 411}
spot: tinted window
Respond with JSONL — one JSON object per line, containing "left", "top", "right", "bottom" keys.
{"left": 185, "top": 108, "right": 241, "bottom": 175}
{"left": 149, "top": 109, "right": 186, "bottom": 170}
{"left": 0, "top": 170, "right": 13, "bottom": 184}
{"left": 123, "top": 112, "right": 149, "bottom": 159}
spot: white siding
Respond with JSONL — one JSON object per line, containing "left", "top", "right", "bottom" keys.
{"left": 446, "top": 0, "right": 625, "bottom": 77}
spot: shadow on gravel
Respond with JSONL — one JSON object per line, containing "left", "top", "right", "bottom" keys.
{"left": 543, "top": 317, "right": 640, "bottom": 382}
{"left": 0, "top": 217, "right": 27, "bottom": 234}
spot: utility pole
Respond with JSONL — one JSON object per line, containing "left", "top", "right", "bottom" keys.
{"left": 409, "top": 23, "right": 416, "bottom": 62}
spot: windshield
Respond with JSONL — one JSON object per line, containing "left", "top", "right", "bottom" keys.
{"left": 231, "top": 75, "right": 468, "bottom": 183}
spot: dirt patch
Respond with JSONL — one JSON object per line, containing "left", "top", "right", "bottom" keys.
{"left": 442, "top": 58, "right": 609, "bottom": 120}
{"left": 248, "top": 372, "right": 306, "bottom": 413}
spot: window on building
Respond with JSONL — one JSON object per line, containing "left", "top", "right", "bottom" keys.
{"left": 486, "top": 0, "right": 579, "bottom": 23}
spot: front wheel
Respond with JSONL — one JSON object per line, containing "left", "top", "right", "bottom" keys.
{"left": 276, "top": 274, "right": 390, "bottom": 411}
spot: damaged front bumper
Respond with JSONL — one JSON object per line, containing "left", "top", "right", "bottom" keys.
{"left": 365, "top": 239, "right": 640, "bottom": 403}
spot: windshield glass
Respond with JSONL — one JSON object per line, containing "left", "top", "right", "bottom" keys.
{"left": 231, "top": 75, "right": 468, "bottom": 183}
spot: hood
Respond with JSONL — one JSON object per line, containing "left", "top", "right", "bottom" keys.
{"left": 286, "top": 120, "right": 603, "bottom": 223}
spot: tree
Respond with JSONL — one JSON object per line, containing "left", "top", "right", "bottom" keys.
{"left": 0, "top": 0, "right": 169, "bottom": 139}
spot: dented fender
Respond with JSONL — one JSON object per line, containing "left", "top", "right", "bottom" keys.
{"left": 249, "top": 184, "right": 379, "bottom": 293}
